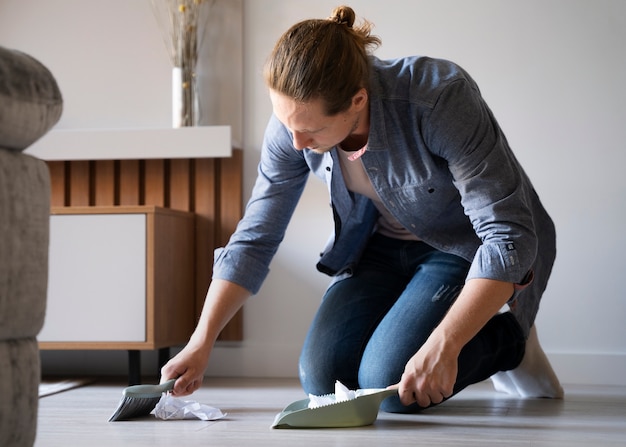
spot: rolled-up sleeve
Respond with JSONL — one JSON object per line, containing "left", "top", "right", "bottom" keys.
{"left": 425, "top": 78, "right": 537, "bottom": 285}
{"left": 212, "top": 115, "right": 310, "bottom": 294}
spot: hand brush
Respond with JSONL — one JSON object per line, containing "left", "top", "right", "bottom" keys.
{"left": 108, "top": 378, "right": 176, "bottom": 422}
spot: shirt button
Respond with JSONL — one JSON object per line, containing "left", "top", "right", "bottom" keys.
{"left": 325, "top": 166, "right": 331, "bottom": 171}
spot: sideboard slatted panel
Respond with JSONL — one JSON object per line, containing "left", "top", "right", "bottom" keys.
{"left": 169, "top": 159, "right": 192, "bottom": 212}
{"left": 94, "top": 160, "right": 115, "bottom": 206}
{"left": 119, "top": 160, "right": 141, "bottom": 206}
{"left": 46, "top": 150, "right": 243, "bottom": 341}
{"left": 68, "top": 160, "right": 90, "bottom": 206}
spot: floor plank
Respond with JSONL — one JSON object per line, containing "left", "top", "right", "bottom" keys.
{"left": 35, "top": 378, "right": 626, "bottom": 446}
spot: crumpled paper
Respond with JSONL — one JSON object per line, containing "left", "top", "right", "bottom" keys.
{"left": 154, "top": 393, "right": 226, "bottom": 421}
{"left": 308, "top": 380, "right": 371, "bottom": 409}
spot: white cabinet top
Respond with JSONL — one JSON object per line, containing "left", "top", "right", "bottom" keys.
{"left": 26, "top": 126, "right": 231, "bottom": 160}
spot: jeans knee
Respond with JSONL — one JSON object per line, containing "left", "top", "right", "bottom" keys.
{"left": 298, "top": 347, "right": 338, "bottom": 396}
{"left": 358, "top": 352, "right": 402, "bottom": 391}
{"left": 299, "top": 354, "right": 321, "bottom": 396}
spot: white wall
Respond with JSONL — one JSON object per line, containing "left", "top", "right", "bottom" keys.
{"left": 0, "top": 0, "right": 242, "bottom": 139}
{"left": 2, "top": 0, "right": 624, "bottom": 386}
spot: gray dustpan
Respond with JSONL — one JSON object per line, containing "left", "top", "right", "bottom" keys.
{"left": 272, "top": 388, "right": 397, "bottom": 429}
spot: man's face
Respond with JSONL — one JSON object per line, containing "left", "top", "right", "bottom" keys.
{"left": 269, "top": 89, "right": 363, "bottom": 154}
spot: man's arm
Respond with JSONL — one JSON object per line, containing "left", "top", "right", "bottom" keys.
{"left": 161, "top": 279, "right": 251, "bottom": 396}
{"left": 395, "top": 277, "right": 513, "bottom": 407}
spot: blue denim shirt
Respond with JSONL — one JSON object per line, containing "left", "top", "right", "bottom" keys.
{"left": 214, "top": 56, "right": 555, "bottom": 317}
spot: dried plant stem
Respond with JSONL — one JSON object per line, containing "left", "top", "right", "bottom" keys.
{"left": 150, "top": 0, "right": 214, "bottom": 126}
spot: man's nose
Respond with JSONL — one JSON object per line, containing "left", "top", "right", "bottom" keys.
{"left": 292, "top": 131, "right": 311, "bottom": 150}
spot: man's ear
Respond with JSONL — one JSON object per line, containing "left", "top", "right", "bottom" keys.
{"left": 351, "top": 88, "right": 368, "bottom": 112}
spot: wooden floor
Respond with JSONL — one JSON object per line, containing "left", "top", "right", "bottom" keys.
{"left": 35, "top": 377, "right": 626, "bottom": 446}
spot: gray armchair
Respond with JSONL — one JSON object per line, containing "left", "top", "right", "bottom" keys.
{"left": 0, "top": 46, "right": 62, "bottom": 447}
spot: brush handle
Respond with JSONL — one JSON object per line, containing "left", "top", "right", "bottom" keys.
{"left": 122, "top": 378, "right": 177, "bottom": 398}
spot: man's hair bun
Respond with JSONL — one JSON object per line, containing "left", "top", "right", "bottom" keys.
{"left": 328, "top": 5, "right": 356, "bottom": 27}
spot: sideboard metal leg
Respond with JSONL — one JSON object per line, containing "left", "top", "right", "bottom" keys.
{"left": 157, "top": 347, "right": 170, "bottom": 372}
{"left": 128, "top": 350, "right": 141, "bottom": 385}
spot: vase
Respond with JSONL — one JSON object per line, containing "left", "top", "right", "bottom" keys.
{"left": 172, "top": 66, "right": 198, "bottom": 127}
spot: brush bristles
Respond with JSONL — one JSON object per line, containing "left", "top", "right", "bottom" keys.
{"left": 108, "top": 396, "right": 161, "bottom": 422}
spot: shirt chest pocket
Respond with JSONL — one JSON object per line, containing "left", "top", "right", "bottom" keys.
{"left": 384, "top": 180, "right": 464, "bottom": 229}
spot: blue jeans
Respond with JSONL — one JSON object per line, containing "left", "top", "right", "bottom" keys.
{"left": 299, "top": 233, "right": 525, "bottom": 413}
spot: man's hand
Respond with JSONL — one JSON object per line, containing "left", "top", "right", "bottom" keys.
{"left": 390, "top": 278, "right": 515, "bottom": 408}
{"left": 160, "top": 279, "right": 251, "bottom": 397}
{"left": 393, "top": 334, "right": 459, "bottom": 408}
{"left": 160, "top": 341, "right": 210, "bottom": 396}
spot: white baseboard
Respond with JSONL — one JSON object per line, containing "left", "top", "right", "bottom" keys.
{"left": 40, "top": 346, "right": 626, "bottom": 387}
{"left": 549, "top": 352, "right": 626, "bottom": 387}
{"left": 207, "top": 346, "right": 626, "bottom": 387}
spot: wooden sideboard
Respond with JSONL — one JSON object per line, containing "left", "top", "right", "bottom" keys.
{"left": 39, "top": 150, "right": 243, "bottom": 382}
{"left": 41, "top": 206, "right": 196, "bottom": 349}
